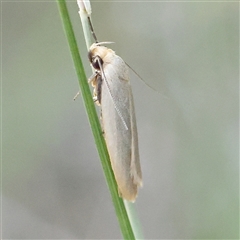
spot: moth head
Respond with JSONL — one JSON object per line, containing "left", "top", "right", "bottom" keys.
{"left": 88, "top": 50, "right": 103, "bottom": 70}
{"left": 88, "top": 42, "right": 115, "bottom": 70}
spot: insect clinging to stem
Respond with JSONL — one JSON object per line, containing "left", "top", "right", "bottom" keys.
{"left": 87, "top": 16, "right": 142, "bottom": 202}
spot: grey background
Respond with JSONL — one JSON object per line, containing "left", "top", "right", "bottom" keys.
{"left": 1, "top": 1, "right": 238, "bottom": 239}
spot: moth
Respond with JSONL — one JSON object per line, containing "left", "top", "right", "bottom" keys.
{"left": 88, "top": 42, "right": 142, "bottom": 202}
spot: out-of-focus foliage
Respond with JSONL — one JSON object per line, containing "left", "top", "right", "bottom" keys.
{"left": 2, "top": 1, "right": 238, "bottom": 239}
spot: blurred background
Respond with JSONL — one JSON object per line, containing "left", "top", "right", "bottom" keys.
{"left": 1, "top": 1, "right": 238, "bottom": 239}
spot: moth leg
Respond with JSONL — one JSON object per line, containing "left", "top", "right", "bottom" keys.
{"left": 74, "top": 72, "right": 98, "bottom": 101}
{"left": 88, "top": 71, "right": 98, "bottom": 84}
{"left": 93, "top": 86, "right": 100, "bottom": 106}
{"left": 117, "top": 188, "right": 122, "bottom": 198}
{"left": 88, "top": 71, "right": 101, "bottom": 105}
{"left": 95, "top": 75, "right": 103, "bottom": 105}
{"left": 73, "top": 91, "right": 80, "bottom": 101}
{"left": 100, "top": 110, "right": 105, "bottom": 135}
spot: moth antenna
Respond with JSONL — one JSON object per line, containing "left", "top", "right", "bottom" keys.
{"left": 87, "top": 17, "right": 114, "bottom": 47}
{"left": 97, "top": 57, "right": 129, "bottom": 131}
{"left": 87, "top": 16, "right": 98, "bottom": 43}
{"left": 96, "top": 42, "right": 115, "bottom": 46}
{"left": 125, "top": 62, "right": 169, "bottom": 99}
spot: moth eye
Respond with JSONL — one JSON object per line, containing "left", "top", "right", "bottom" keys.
{"left": 92, "top": 56, "right": 103, "bottom": 70}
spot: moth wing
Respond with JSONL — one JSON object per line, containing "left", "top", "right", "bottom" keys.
{"left": 101, "top": 55, "right": 142, "bottom": 202}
